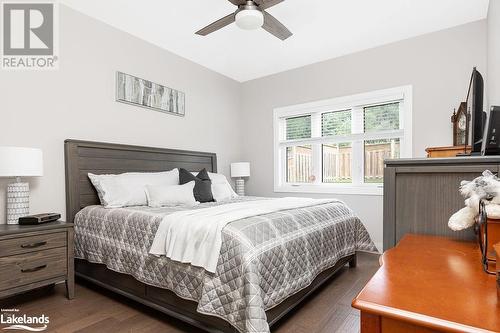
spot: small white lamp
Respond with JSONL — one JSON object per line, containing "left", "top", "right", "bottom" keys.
{"left": 0, "top": 147, "right": 43, "bottom": 224}
{"left": 231, "top": 162, "right": 250, "bottom": 196}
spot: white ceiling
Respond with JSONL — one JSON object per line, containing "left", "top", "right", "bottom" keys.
{"left": 60, "top": 0, "right": 490, "bottom": 82}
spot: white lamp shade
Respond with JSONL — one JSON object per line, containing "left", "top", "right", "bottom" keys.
{"left": 0, "top": 147, "right": 43, "bottom": 177}
{"left": 231, "top": 162, "right": 250, "bottom": 178}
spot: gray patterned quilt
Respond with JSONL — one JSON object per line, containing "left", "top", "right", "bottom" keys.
{"left": 74, "top": 197, "right": 376, "bottom": 333}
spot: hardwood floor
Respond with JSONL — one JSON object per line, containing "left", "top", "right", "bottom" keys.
{"left": 0, "top": 252, "right": 380, "bottom": 333}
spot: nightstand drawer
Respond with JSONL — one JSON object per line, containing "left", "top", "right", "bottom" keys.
{"left": 0, "top": 232, "right": 67, "bottom": 257}
{"left": 0, "top": 247, "right": 67, "bottom": 291}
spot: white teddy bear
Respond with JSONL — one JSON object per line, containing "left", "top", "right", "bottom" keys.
{"left": 448, "top": 170, "right": 500, "bottom": 231}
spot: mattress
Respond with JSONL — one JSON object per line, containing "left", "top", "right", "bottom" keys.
{"left": 74, "top": 196, "right": 376, "bottom": 333}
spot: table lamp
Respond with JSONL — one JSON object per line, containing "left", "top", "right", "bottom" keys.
{"left": 0, "top": 147, "right": 43, "bottom": 224}
{"left": 231, "top": 162, "right": 250, "bottom": 196}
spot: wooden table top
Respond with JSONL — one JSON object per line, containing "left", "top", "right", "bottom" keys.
{"left": 352, "top": 234, "right": 500, "bottom": 333}
{"left": 0, "top": 221, "right": 72, "bottom": 236}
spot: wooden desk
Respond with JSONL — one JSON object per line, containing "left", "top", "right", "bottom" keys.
{"left": 352, "top": 234, "right": 500, "bottom": 333}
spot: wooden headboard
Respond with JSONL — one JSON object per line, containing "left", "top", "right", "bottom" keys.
{"left": 64, "top": 140, "right": 217, "bottom": 223}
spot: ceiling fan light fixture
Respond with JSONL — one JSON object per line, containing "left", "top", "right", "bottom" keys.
{"left": 196, "top": 0, "right": 292, "bottom": 40}
{"left": 235, "top": 9, "right": 264, "bottom": 30}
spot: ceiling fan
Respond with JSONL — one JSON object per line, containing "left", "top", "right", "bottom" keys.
{"left": 196, "top": 0, "right": 292, "bottom": 41}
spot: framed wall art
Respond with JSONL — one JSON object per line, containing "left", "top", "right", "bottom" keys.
{"left": 116, "top": 71, "right": 185, "bottom": 116}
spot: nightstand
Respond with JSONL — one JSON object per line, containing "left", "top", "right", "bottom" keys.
{"left": 0, "top": 221, "right": 74, "bottom": 299}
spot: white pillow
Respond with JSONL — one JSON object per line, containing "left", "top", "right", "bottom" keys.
{"left": 88, "top": 169, "right": 179, "bottom": 208}
{"left": 145, "top": 181, "right": 197, "bottom": 207}
{"left": 207, "top": 172, "right": 238, "bottom": 202}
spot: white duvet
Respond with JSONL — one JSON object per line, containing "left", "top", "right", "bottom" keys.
{"left": 149, "top": 197, "right": 335, "bottom": 273}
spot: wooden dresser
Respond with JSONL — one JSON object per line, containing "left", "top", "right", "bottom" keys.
{"left": 352, "top": 234, "right": 500, "bottom": 333}
{"left": 0, "top": 221, "right": 74, "bottom": 299}
{"left": 383, "top": 156, "right": 500, "bottom": 250}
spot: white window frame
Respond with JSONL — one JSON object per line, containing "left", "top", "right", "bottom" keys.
{"left": 273, "top": 85, "right": 413, "bottom": 196}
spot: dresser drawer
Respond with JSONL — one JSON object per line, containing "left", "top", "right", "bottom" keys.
{"left": 0, "top": 232, "right": 66, "bottom": 257}
{"left": 0, "top": 247, "right": 67, "bottom": 291}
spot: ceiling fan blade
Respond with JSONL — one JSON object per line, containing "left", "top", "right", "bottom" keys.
{"left": 228, "top": 0, "right": 247, "bottom": 5}
{"left": 262, "top": 11, "right": 292, "bottom": 40}
{"left": 196, "top": 13, "right": 235, "bottom": 36}
{"left": 254, "top": 0, "right": 284, "bottom": 10}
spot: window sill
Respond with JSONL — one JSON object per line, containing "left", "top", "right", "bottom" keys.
{"left": 274, "top": 184, "right": 383, "bottom": 196}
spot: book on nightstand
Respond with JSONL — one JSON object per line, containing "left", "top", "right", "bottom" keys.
{"left": 18, "top": 213, "right": 61, "bottom": 225}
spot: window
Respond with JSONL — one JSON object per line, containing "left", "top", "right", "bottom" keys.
{"left": 286, "top": 115, "right": 311, "bottom": 140}
{"left": 287, "top": 145, "right": 313, "bottom": 183}
{"left": 273, "top": 86, "right": 412, "bottom": 195}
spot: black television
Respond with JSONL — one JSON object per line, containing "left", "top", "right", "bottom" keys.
{"left": 466, "top": 67, "right": 485, "bottom": 155}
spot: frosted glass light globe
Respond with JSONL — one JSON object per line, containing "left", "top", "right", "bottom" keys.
{"left": 235, "top": 9, "right": 264, "bottom": 30}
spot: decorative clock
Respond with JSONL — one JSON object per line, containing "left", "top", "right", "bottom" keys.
{"left": 451, "top": 102, "right": 468, "bottom": 146}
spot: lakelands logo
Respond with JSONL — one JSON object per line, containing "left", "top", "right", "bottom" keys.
{"left": 0, "top": 309, "right": 49, "bottom": 331}
{"left": 1, "top": 1, "right": 59, "bottom": 70}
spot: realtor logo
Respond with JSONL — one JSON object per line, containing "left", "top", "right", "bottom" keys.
{"left": 1, "top": 308, "right": 49, "bottom": 331}
{"left": 1, "top": 2, "right": 59, "bottom": 70}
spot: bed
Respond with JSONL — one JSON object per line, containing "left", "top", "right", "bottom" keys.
{"left": 64, "top": 139, "right": 375, "bottom": 333}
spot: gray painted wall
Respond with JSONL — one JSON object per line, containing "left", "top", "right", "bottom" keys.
{"left": 488, "top": 0, "right": 500, "bottom": 106}
{"left": 0, "top": 5, "right": 243, "bottom": 224}
{"left": 240, "top": 20, "right": 487, "bottom": 250}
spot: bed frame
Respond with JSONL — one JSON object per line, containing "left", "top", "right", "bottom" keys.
{"left": 64, "top": 139, "right": 356, "bottom": 333}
